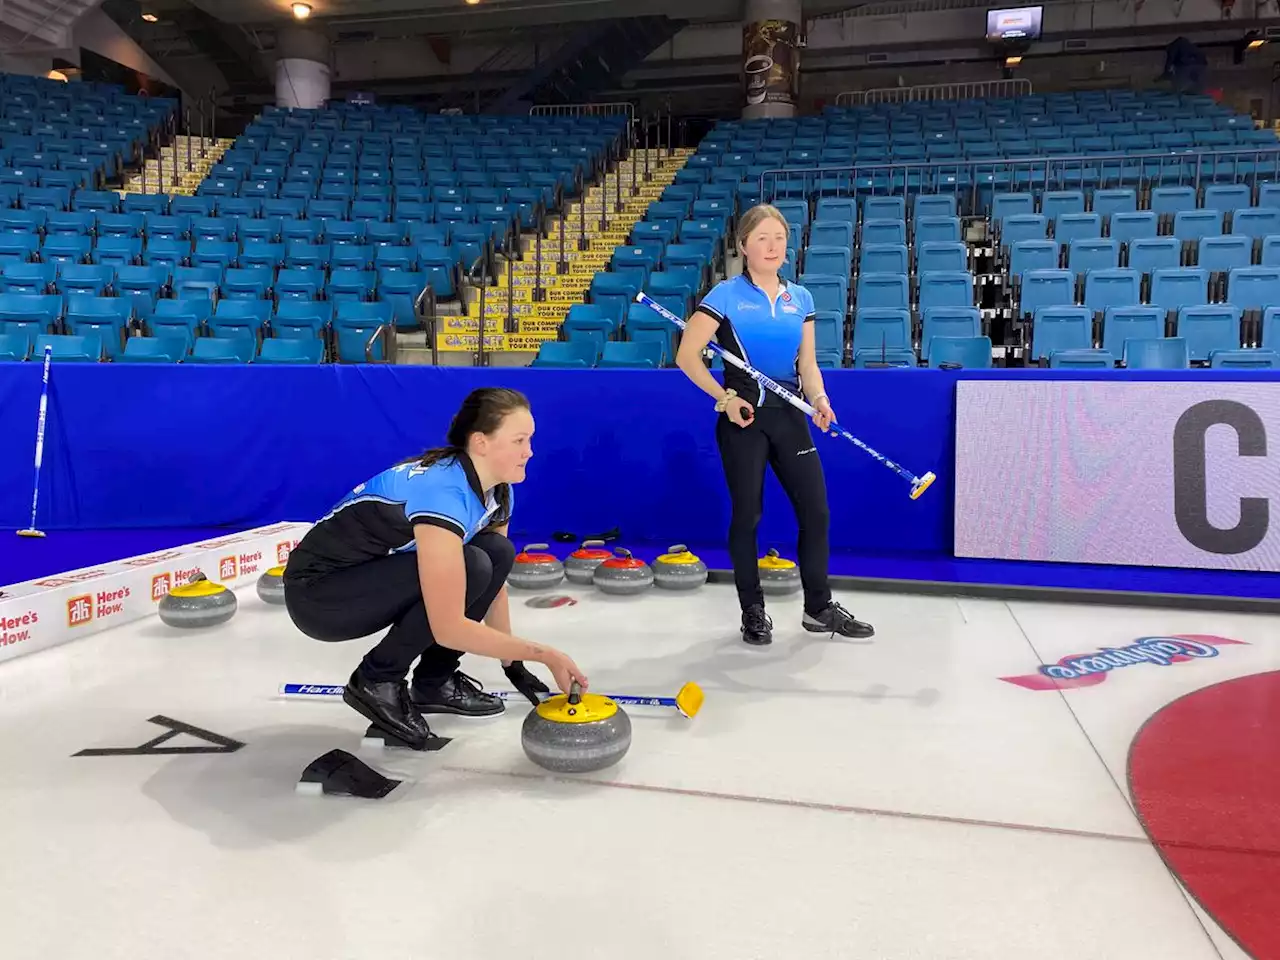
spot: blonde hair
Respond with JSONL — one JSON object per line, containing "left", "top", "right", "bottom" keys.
{"left": 737, "top": 203, "right": 790, "bottom": 260}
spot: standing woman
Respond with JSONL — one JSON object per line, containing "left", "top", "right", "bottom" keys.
{"left": 283, "top": 387, "right": 587, "bottom": 750}
{"left": 675, "top": 204, "right": 875, "bottom": 646}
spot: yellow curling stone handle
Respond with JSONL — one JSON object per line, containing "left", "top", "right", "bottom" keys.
{"left": 657, "top": 544, "right": 701, "bottom": 564}
{"left": 534, "top": 679, "right": 619, "bottom": 724}
{"left": 757, "top": 548, "right": 796, "bottom": 570}
{"left": 169, "top": 573, "right": 230, "bottom": 598}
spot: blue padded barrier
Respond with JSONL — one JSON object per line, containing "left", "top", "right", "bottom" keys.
{"left": 1, "top": 367, "right": 1277, "bottom": 561}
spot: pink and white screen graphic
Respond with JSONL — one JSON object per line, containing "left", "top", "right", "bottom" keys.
{"left": 954, "top": 380, "right": 1280, "bottom": 572}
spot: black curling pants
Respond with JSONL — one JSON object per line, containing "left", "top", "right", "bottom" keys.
{"left": 716, "top": 403, "right": 832, "bottom": 615}
{"left": 283, "top": 532, "right": 515, "bottom": 686}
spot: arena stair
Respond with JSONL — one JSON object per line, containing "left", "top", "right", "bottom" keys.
{"left": 120, "top": 136, "right": 235, "bottom": 198}
{"left": 409, "top": 147, "right": 692, "bottom": 364}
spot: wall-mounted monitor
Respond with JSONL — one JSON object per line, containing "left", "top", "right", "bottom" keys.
{"left": 986, "top": 6, "right": 1043, "bottom": 43}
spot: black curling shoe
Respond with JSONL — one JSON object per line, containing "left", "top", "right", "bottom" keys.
{"left": 411, "top": 671, "right": 505, "bottom": 717}
{"left": 343, "top": 668, "right": 431, "bottom": 749}
{"left": 803, "top": 601, "right": 875, "bottom": 639}
{"left": 741, "top": 604, "right": 774, "bottom": 646}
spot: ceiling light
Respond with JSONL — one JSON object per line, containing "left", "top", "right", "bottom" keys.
{"left": 141, "top": 12, "right": 158, "bottom": 21}
{"left": 292, "top": 2, "right": 311, "bottom": 18}
{"left": 465, "top": 0, "right": 481, "bottom": 5}
{"left": 1005, "top": 55, "right": 1022, "bottom": 65}
{"left": 1248, "top": 38, "right": 1266, "bottom": 49}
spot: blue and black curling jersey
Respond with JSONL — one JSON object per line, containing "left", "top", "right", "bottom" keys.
{"left": 696, "top": 274, "right": 816, "bottom": 407}
{"left": 287, "top": 451, "right": 509, "bottom": 579}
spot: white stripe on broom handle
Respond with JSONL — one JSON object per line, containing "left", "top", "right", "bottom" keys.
{"left": 26, "top": 345, "right": 51, "bottom": 533}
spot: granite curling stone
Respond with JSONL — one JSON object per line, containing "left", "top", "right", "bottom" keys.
{"left": 158, "top": 571, "right": 238, "bottom": 628}
{"left": 521, "top": 681, "right": 631, "bottom": 773}
{"left": 256, "top": 565, "right": 286, "bottom": 605}
{"left": 564, "top": 539, "right": 612, "bottom": 585}
{"left": 652, "top": 544, "right": 708, "bottom": 591}
{"left": 508, "top": 543, "right": 565, "bottom": 590}
{"left": 592, "top": 547, "right": 654, "bottom": 596}
{"left": 758, "top": 548, "right": 802, "bottom": 596}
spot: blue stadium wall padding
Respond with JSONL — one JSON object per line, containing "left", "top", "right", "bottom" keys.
{"left": 0, "top": 365, "right": 952, "bottom": 553}
{"left": 1, "top": 366, "right": 1276, "bottom": 556}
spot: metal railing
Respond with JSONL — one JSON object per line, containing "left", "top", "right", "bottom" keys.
{"left": 835, "top": 79, "right": 1033, "bottom": 106}
{"left": 757, "top": 146, "right": 1280, "bottom": 215}
{"left": 137, "top": 88, "right": 217, "bottom": 195}
{"left": 530, "top": 101, "right": 636, "bottom": 123}
{"left": 431, "top": 118, "right": 676, "bottom": 364}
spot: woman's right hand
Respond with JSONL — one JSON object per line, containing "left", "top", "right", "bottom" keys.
{"left": 538, "top": 647, "right": 589, "bottom": 694}
{"left": 725, "top": 396, "right": 755, "bottom": 427}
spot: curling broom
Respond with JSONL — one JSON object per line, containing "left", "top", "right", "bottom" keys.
{"left": 17, "top": 344, "right": 52, "bottom": 538}
{"left": 278, "top": 681, "right": 705, "bottom": 719}
{"left": 636, "top": 291, "right": 936, "bottom": 500}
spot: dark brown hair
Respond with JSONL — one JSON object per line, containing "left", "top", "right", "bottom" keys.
{"left": 403, "top": 387, "right": 530, "bottom": 530}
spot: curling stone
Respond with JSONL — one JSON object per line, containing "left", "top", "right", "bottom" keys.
{"left": 593, "top": 547, "right": 654, "bottom": 596}
{"left": 652, "top": 544, "right": 708, "bottom": 591}
{"left": 564, "top": 539, "right": 612, "bottom": 585}
{"left": 508, "top": 543, "right": 565, "bottom": 590}
{"left": 158, "top": 571, "right": 237, "bottom": 628}
{"left": 759, "top": 548, "right": 801, "bottom": 596}
{"left": 256, "top": 565, "right": 286, "bottom": 605}
{"left": 521, "top": 681, "right": 631, "bottom": 773}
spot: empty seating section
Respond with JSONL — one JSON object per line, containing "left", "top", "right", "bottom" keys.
{"left": 646, "top": 88, "right": 1279, "bottom": 369}
{"left": 1, "top": 94, "right": 628, "bottom": 364}
{"left": 0, "top": 74, "right": 173, "bottom": 193}
{"left": 4, "top": 77, "right": 1278, "bottom": 372}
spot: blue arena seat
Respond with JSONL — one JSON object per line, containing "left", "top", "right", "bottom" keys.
{"left": 188, "top": 337, "right": 255, "bottom": 364}
{"left": 921, "top": 307, "right": 982, "bottom": 360}
{"left": 1083, "top": 268, "right": 1140, "bottom": 316}
{"left": 852, "top": 308, "right": 912, "bottom": 359}
{"left": 852, "top": 346, "right": 917, "bottom": 368}
{"left": 1018, "top": 269, "right": 1074, "bottom": 318}
{"left": 1124, "top": 337, "right": 1189, "bottom": 369}
{"left": 858, "top": 244, "right": 908, "bottom": 276}
{"left": 1031, "top": 306, "right": 1093, "bottom": 362}
{"left": 1, "top": 262, "right": 57, "bottom": 294}
{"left": 1177, "top": 304, "right": 1242, "bottom": 362}
{"left": 0, "top": 329, "right": 31, "bottom": 361}
{"left": 929, "top": 336, "right": 992, "bottom": 368}
{"left": 258, "top": 338, "right": 325, "bottom": 364}
{"left": 1149, "top": 267, "right": 1209, "bottom": 317}
{"left": 1067, "top": 239, "right": 1119, "bottom": 276}
{"left": 599, "top": 340, "right": 665, "bottom": 368}
{"left": 34, "top": 332, "right": 100, "bottom": 361}
{"left": 118, "top": 336, "right": 186, "bottom": 363}
{"left": 1210, "top": 349, "right": 1279, "bottom": 368}
{"left": 532, "top": 340, "right": 597, "bottom": 368}
{"left": 1049, "top": 349, "right": 1116, "bottom": 369}
{"left": 1102, "top": 306, "right": 1164, "bottom": 356}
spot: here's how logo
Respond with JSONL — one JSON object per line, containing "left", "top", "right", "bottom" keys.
{"left": 276, "top": 540, "right": 299, "bottom": 565}
{"left": 1002, "top": 635, "right": 1247, "bottom": 691}
{"left": 67, "top": 587, "right": 132, "bottom": 628}
{"left": 0, "top": 609, "right": 38, "bottom": 647}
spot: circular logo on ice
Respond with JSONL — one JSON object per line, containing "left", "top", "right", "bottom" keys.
{"left": 1000, "top": 634, "right": 1248, "bottom": 691}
